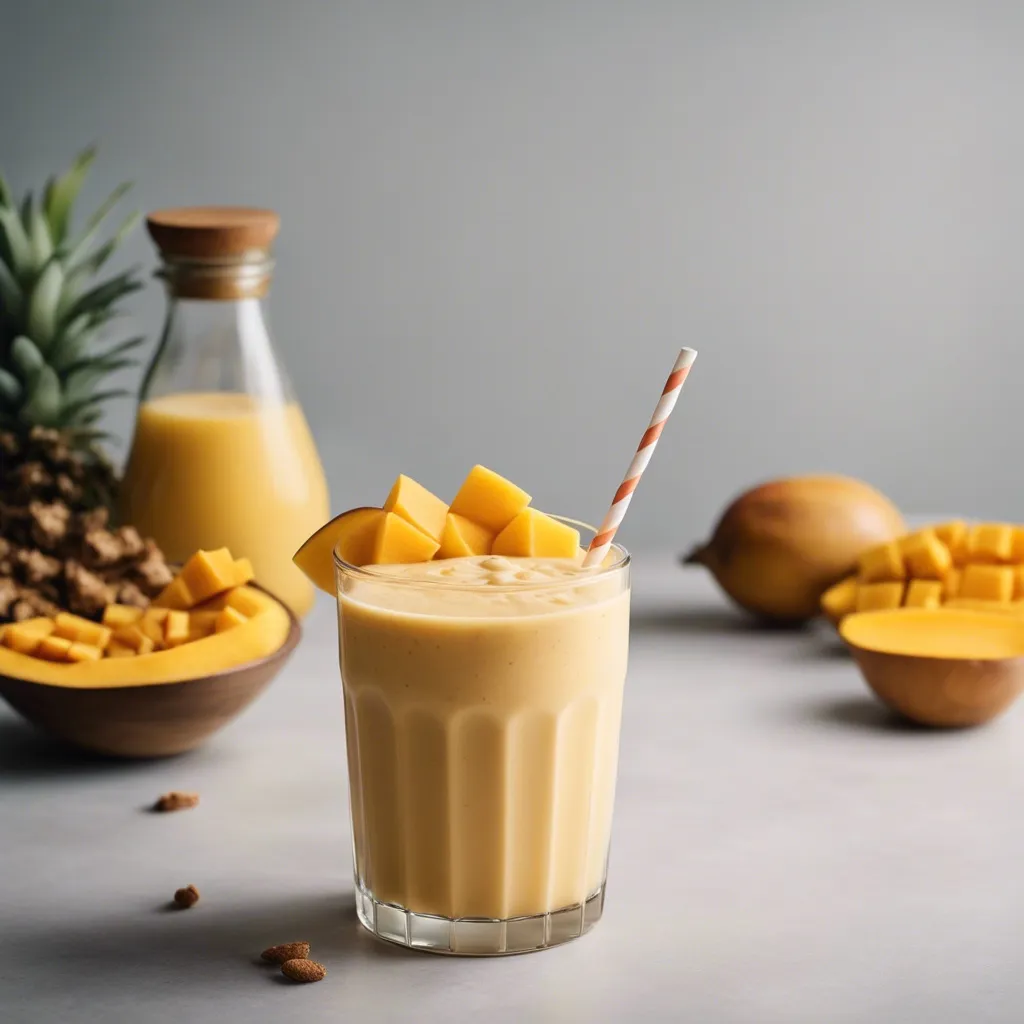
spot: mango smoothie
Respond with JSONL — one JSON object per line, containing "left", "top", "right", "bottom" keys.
{"left": 337, "top": 549, "right": 630, "bottom": 955}
{"left": 119, "top": 392, "right": 330, "bottom": 618}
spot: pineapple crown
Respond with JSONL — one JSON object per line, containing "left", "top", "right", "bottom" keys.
{"left": 0, "top": 147, "right": 144, "bottom": 443}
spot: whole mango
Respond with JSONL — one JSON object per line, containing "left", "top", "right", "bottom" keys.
{"left": 683, "top": 476, "right": 906, "bottom": 624}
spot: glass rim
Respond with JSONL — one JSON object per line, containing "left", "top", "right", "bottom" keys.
{"left": 333, "top": 514, "right": 630, "bottom": 592}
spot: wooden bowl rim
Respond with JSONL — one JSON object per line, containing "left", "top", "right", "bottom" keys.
{"left": 0, "top": 582, "right": 302, "bottom": 694}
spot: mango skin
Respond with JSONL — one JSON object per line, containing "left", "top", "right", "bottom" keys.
{"left": 0, "top": 587, "right": 290, "bottom": 689}
{"left": 685, "top": 475, "right": 906, "bottom": 624}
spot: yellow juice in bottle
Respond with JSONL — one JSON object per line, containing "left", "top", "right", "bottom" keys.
{"left": 119, "top": 392, "right": 330, "bottom": 618}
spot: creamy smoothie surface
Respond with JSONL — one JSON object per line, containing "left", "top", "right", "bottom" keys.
{"left": 338, "top": 553, "right": 630, "bottom": 921}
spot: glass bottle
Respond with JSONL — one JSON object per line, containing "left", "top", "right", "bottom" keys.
{"left": 119, "top": 207, "right": 330, "bottom": 618}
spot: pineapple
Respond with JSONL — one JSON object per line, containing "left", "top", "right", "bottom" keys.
{"left": 0, "top": 150, "right": 174, "bottom": 624}
{"left": 0, "top": 146, "right": 143, "bottom": 494}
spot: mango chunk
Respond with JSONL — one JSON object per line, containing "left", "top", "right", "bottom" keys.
{"left": 1, "top": 618, "right": 55, "bottom": 655}
{"left": 858, "top": 541, "right": 905, "bottom": 583}
{"left": 959, "top": 564, "right": 1014, "bottom": 603}
{"left": 449, "top": 465, "right": 531, "bottom": 534}
{"left": 933, "top": 521, "right": 968, "bottom": 564}
{"left": 215, "top": 606, "right": 248, "bottom": 633}
{"left": 373, "top": 511, "right": 441, "bottom": 564}
{"left": 36, "top": 635, "right": 73, "bottom": 662}
{"left": 232, "top": 557, "right": 254, "bottom": 587}
{"left": 102, "top": 604, "right": 144, "bottom": 629}
{"left": 189, "top": 610, "right": 220, "bottom": 634}
{"left": 966, "top": 524, "right": 1014, "bottom": 564}
{"left": 855, "top": 581, "right": 905, "bottom": 612}
{"left": 942, "top": 568, "right": 962, "bottom": 600}
{"left": 900, "top": 530, "right": 952, "bottom": 580}
{"left": 492, "top": 508, "right": 581, "bottom": 559}
{"left": 1012, "top": 528, "right": 1024, "bottom": 563}
{"left": 53, "top": 612, "right": 112, "bottom": 650}
{"left": 153, "top": 575, "right": 195, "bottom": 611}
{"left": 904, "top": 579, "right": 942, "bottom": 609}
{"left": 437, "top": 512, "right": 496, "bottom": 559}
{"left": 293, "top": 507, "right": 384, "bottom": 594}
{"left": 164, "top": 610, "right": 190, "bottom": 647}
{"left": 179, "top": 548, "right": 237, "bottom": 604}
{"left": 944, "top": 598, "right": 1024, "bottom": 617}
{"left": 820, "top": 576, "right": 858, "bottom": 623}
{"left": 67, "top": 641, "right": 103, "bottom": 663}
{"left": 105, "top": 641, "right": 137, "bottom": 659}
{"left": 224, "top": 586, "right": 267, "bottom": 618}
{"left": 112, "top": 624, "right": 156, "bottom": 656}
{"left": 384, "top": 474, "right": 449, "bottom": 543}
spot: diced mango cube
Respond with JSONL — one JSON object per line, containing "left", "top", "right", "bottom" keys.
{"left": 933, "top": 521, "right": 968, "bottom": 565}
{"left": 1013, "top": 565, "right": 1024, "bottom": 600}
{"left": 437, "top": 512, "right": 496, "bottom": 559}
{"left": 105, "top": 641, "right": 137, "bottom": 658}
{"left": 163, "top": 610, "right": 190, "bottom": 647}
{"left": 102, "top": 604, "right": 144, "bottom": 628}
{"left": 820, "top": 576, "right": 858, "bottom": 623}
{"left": 904, "top": 579, "right": 942, "bottom": 609}
{"left": 449, "top": 465, "right": 531, "bottom": 534}
{"left": 113, "top": 624, "right": 156, "bottom": 655}
{"left": 492, "top": 508, "right": 581, "bottom": 559}
{"left": 384, "top": 474, "right": 449, "bottom": 543}
{"left": 179, "top": 548, "right": 237, "bottom": 604}
{"left": 373, "top": 511, "right": 441, "bottom": 564}
{"left": 857, "top": 541, "right": 906, "bottom": 583}
{"left": 959, "top": 564, "right": 1014, "bottom": 603}
{"left": 138, "top": 616, "right": 165, "bottom": 648}
{"left": 942, "top": 568, "right": 961, "bottom": 600}
{"left": 232, "top": 557, "right": 254, "bottom": 586}
{"left": 966, "top": 523, "right": 1014, "bottom": 564}
{"left": 215, "top": 606, "right": 248, "bottom": 633}
{"left": 53, "top": 612, "right": 112, "bottom": 649}
{"left": 35, "top": 635, "right": 73, "bottom": 662}
{"left": 67, "top": 641, "right": 103, "bottom": 663}
{"left": 1, "top": 618, "right": 55, "bottom": 655}
{"left": 153, "top": 575, "right": 195, "bottom": 611}
{"left": 1012, "top": 527, "right": 1024, "bottom": 563}
{"left": 224, "top": 586, "right": 266, "bottom": 618}
{"left": 899, "top": 529, "right": 952, "bottom": 580}
{"left": 188, "top": 610, "right": 220, "bottom": 635}
{"left": 855, "top": 582, "right": 905, "bottom": 612}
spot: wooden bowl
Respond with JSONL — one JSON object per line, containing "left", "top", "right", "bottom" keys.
{"left": 840, "top": 608, "right": 1024, "bottom": 728}
{"left": 0, "top": 603, "right": 301, "bottom": 758}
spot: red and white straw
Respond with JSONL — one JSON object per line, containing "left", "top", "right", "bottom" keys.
{"left": 583, "top": 347, "right": 698, "bottom": 567}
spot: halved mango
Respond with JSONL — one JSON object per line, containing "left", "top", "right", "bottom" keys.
{"left": 492, "top": 508, "right": 580, "bottom": 559}
{"left": 449, "top": 465, "right": 531, "bottom": 534}
{"left": 293, "top": 507, "right": 384, "bottom": 595}
{"left": 373, "top": 512, "right": 440, "bottom": 564}
{"left": 384, "top": 475, "right": 448, "bottom": 543}
{"left": 820, "top": 576, "right": 858, "bottom": 625}
{"left": 437, "top": 512, "right": 495, "bottom": 559}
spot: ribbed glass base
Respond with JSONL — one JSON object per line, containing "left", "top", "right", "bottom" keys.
{"left": 354, "top": 879, "right": 606, "bottom": 956}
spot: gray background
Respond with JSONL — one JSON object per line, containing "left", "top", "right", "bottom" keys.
{"left": 4, "top": 0, "right": 1024, "bottom": 546}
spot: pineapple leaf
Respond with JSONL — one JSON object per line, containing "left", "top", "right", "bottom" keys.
{"left": 10, "top": 335, "right": 44, "bottom": 379}
{"left": 57, "top": 388, "right": 131, "bottom": 426}
{"left": 43, "top": 146, "right": 96, "bottom": 244}
{"left": 27, "top": 202, "right": 54, "bottom": 265}
{"left": 97, "top": 334, "right": 146, "bottom": 360}
{"left": 63, "top": 181, "right": 131, "bottom": 268}
{"left": 47, "top": 313, "right": 92, "bottom": 371}
{"left": 18, "top": 364, "right": 62, "bottom": 425}
{"left": 26, "top": 260, "right": 64, "bottom": 351}
{"left": 0, "top": 256, "right": 22, "bottom": 315}
{"left": 0, "top": 367, "right": 22, "bottom": 405}
{"left": 0, "top": 206, "right": 32, "bottom": 279}
{"left": 61, "top": 268, "right": 141, "bottom": 323}
{"left": 67, "top": 209, "right": 140, "bottom": 279}
{"left": 0, "top": 171, "right": 11, "bottom": 208}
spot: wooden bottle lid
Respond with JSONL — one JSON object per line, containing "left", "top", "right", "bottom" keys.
{"left": 146, "top": 207, "right": 280, "bottom": 261}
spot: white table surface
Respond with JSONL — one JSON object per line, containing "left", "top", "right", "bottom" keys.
{"left": 2, "top": 552, "right": 1022, "bottom": 1024}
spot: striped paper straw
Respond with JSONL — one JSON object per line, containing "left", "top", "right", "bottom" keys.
{"left": 583, "top": 347, "right": 698, "bottom": 567}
